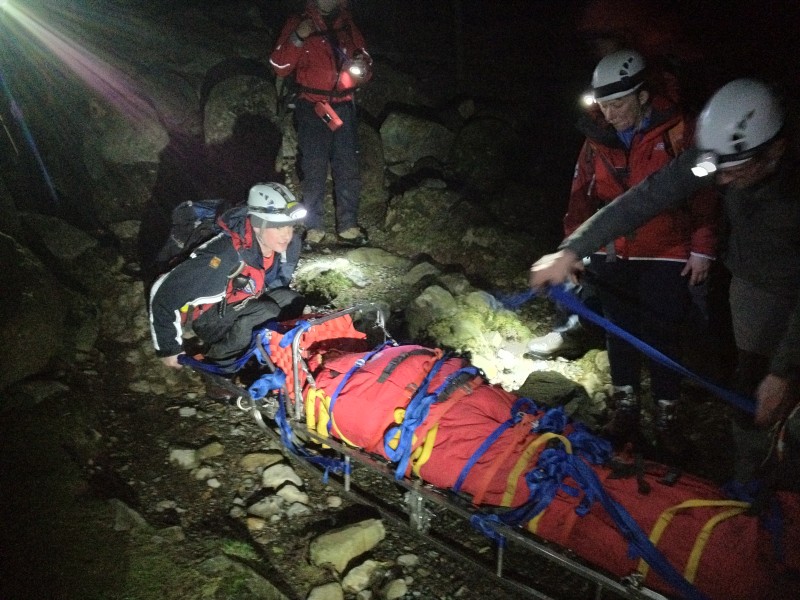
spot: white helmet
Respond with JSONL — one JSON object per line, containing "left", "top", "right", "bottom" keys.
{"left": 247, "top": 183, "right": 307, "bottom": 228}
{"left": 591, "top": 49, "right": 646, "bottom": 102}
{"left": 695, "top": 79, "right": 785, "bottom": 170}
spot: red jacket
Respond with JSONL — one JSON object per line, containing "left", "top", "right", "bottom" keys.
{"left": 269, "top": 1, "right": 370, "bottom": 104}
{"left": 563, "top": 104, "right": 718, "bottom": 260}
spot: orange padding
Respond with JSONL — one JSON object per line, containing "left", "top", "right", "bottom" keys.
{"left": 268, "top": 314, "right": 369, "bottom": 400}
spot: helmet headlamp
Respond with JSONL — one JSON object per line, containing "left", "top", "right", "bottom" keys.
{"left": 691, "top": 152, "right": 718, "bottom": 178}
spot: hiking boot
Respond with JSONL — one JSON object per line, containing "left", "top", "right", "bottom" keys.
{"left": 526, "top": 331, "right": 586, "bottom": 360}
{"left": 304, "top": 228, "right": 326, "bottom": 248}
{"left": 603, "top": 385, "right": 641, "bottom": 446}
{"left": 654, "top": 399, "right": 679, "bottom": 434}
{"left": 337, "top": 225, "right": 368, "bottom": 246}
{"left": 654, "top": 399, "right": 686, "bottom": 463}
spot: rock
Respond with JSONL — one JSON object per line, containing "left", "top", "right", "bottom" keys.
{"left": 197, "top": 555, "right": 290, "bottom": 599}
{"left": 380, "top": 578, "right": 407, "bottom": 600}
{"left": 109, "top": 499, "right": 150, "bottom": 532}
{"left": 197, "top": 441, "right": 225, "bottom": 460}
{"left": 405, "top": 285, "right": 458, "bottom": 339}
{"left": 276, "top": 483, "right": 309, "bottom": 504}
{"left": 285, "top": 502, "right": 312, "bottom": 517}
{"left": 379, "top": 112, "right": 454, "bottom": 167}
{"left": 309, "top": 519, "right": 386, "bottom": 573}
{"left": 342, "top": 559, "right": 382, "bottom": 593}
{"left": 307, "top": 582, "right": 344, "bottom": 600}
{"left": 262, "top": 463, "right": 304, "bottom": 489}
{"left": 396, "top": 554, "right": 419, "bottom": 568}
{"left": 169, "top": 448, "right": 199, "bottom": 470}
{"left": 0, "top": 233, "right": 67, "bottom": 394}
{"left": 247, "top": 496, "right": 284, "bottom": 519}
{"left": 239, "top": 451, "right": 285, "bottom": 472}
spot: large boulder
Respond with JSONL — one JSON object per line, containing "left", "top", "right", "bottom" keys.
{"left": 0, "top": 232, "right": 67, "bottom": 394}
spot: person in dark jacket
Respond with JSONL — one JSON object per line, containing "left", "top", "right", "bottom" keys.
{"left": 270, "top": 0, "right": 372, "bottom": 248}
{"left": 530, "top": 79, "right": 799, "bottom": 480}
{"left": 150, "top": 183, "right": 307, "bottom": 369}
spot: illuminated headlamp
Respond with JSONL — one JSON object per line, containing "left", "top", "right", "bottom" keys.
{"left": 250, "top": 201, "right": 307, "bottom": 227}
{"left": 348, "top": 63, "right": 364, "bottom": 77}
{"left": 691, "top": 151, "right": 718, "bottom": 177}
{"left": 286, "top": 201, "right": 307, "bottom": 220}
{"left": 580, "top": 91, "right": 596, "bottom": 107}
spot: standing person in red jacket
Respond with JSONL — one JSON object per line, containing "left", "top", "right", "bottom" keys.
{"left": 270, "top": 0, "right": 372, "bottom": 248}
{"left": 563, "top": 50, "right": 719, "bottom": 451}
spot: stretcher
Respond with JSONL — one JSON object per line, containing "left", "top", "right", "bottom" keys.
{"left": 182, "top": 303, "right": 800, "bottom": 600}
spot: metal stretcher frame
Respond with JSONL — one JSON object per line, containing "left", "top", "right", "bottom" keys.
{"left": 264, "top": 303, "right": 671, "bottom": 600}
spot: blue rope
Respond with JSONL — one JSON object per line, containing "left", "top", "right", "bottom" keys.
{"left": 473, "top": 443, "right": 707, "bottom": 600}
{"left": 548, "top": 284, "right": 755, "bottom": 415}
{"left": 498, "top": 285, "right": 756, "bottom": 415}
{"left": 178, "top": 328, "right": 273, "bottom": 374}
{"left": 383, "top": 357, "right": 457, "bottom": 478}
{"left": 248, "top": 369, "right": 350, "bottom": 483}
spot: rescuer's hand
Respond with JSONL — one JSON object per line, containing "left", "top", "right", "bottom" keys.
{"left": 529, "top": 250, "right": 584, "bottom": 290}
{"left": 161, "top": 354, "right": 184, "bottom": 369}
{"left": 755, "top": 373, "right": 796, "bottom": 427}
{"left": 681, "top": 254, "right": 712, "bottom": 286}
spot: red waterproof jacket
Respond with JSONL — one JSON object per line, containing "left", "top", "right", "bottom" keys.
{"left": 269, "top": 1, "right": 370, "bottom": 104}
{"left": 563, "top": 102, "right": 718, "bottom": 260}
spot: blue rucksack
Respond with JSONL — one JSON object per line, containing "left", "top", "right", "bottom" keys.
{"left": 155, "top": 199, "right": 226, "bottom": 271}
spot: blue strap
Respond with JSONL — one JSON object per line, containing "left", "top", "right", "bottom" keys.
{"left": 479, "top": 444, "right": 707, "bottom": 600}
{"left": 382, "top": 357, "right": 450, "bottom": 477}
{"left": 454, "top": 421, "right": 513, "bottom": 494}
{"left": 561, "top": 450, "right": 709, "bottom": 600}
{"left": 548, "top": 284, "right": 756, "bottom": 415}
{"left": 384, "top": 361, "right": 480, "bottom": 479}
{"left": 178, "top": 327, "right": 273, "bottom": 374}
{"left": 454, "top": 397, "right": 543, "bottom": 493}
{"left": 248, "top": 368, "right": 350, "bottom": 483}
{"left": 278, "top": 320, "right": 311, "bottom": 348}
{"left": 248, "top": 370, "right": 287, "bottom": 399}
{"left": 497, "top": 286, "right": 756, "bottom": 416}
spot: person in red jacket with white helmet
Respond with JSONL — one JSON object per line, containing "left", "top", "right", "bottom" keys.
{"left": 546, "top": 50, "right": 720, "bottom": 451}
{"left": 270, "top": 0, "right": 372, "bottom": 248}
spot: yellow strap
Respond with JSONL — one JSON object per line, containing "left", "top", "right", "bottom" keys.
{"left": 304, "top": 387, "right": 361, "bottom": 448}
{"left": 637, "top": 499, "right": 751, "bottom": 579}
{"left": 684, "top": 507, "right": 748, "bottom": 582}
{"left": 410, "top": 424, "right": 439, "bottom": 477}
{"left": 305, "top": 387, "right": 328, "bottom": 438}
{"left": 502, "top": 432, "right": 573, "bottom": 507}
{"left": 526, "top": 510, "right": 545, "bottom": 534}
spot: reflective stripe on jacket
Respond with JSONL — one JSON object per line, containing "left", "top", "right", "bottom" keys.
{"left": 270, "top": 3, "right": 369, "bottom": 104}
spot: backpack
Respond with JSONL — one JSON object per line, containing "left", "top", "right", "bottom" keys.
{"left": 155, "top": 199, "right": 226, "bottom": 272}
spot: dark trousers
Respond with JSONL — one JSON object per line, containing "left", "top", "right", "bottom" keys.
{"left": 193, "top": 288, "right": 305, "bottom": 362}
{"left": 590, "top": 256, "right": 691, "bottom": 401}
{"left": 295, "top": 98, "right": 362, "bottom": 232}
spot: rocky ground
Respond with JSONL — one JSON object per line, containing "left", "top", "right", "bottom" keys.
{"left": 0, "top": 234, "right": 753, "bottom": 600}
{"left": 2, "top": 3, "right": 788, "bottom": 598}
